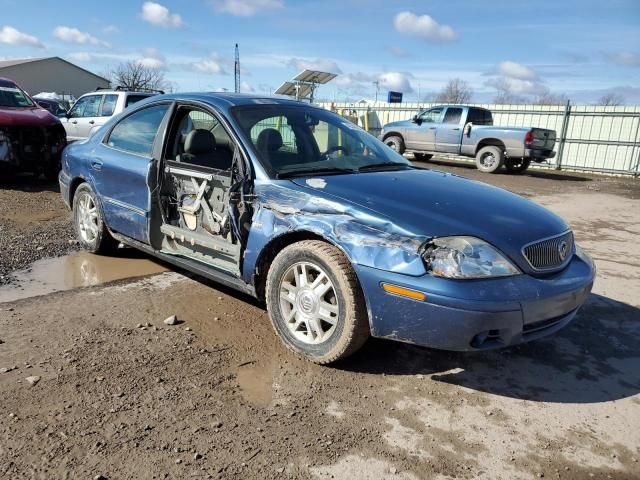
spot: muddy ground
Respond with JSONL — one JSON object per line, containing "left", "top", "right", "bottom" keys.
{"left": 1, "top": 158, "right": 639, "bottom": 479}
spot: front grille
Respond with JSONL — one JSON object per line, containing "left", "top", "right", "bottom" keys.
{"left": 522, "top": 231, "right": 574, "bottom": 271}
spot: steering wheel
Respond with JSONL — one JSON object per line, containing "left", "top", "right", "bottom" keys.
{"left": 321, "top": 145, "right": 349, "bottom": 159}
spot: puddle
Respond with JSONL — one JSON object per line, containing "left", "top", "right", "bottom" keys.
{"left": 0, "top": 251, "right": 167, "bottom": 303}
{"left": 237, "top": 361, "right": 274, "bottom": 407}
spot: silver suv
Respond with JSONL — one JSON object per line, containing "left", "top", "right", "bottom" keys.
{"left": 61, "top": 88, "right": 158, "bottom": 141}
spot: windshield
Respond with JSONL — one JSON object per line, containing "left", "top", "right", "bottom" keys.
{"left": 0, "top": 80, "right": 35, "bottom": 108}
{"left": 232, "top": 104, "right": 411, "bottom": 178}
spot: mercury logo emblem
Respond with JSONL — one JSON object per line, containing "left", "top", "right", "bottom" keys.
{"left": 558, "top": 240, "right": 569, "bottom": 261}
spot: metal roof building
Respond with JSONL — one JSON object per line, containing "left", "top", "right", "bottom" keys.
{"left": 0, "top": 56, "right": 109, "bottom": 98}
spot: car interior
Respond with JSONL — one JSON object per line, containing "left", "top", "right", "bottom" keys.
{"left": 157, "top": 106, "right": 241, "bottom": 274}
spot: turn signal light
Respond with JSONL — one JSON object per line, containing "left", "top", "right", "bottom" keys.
{"left": 381, "top": 283, "right": 426, "bottom": 301}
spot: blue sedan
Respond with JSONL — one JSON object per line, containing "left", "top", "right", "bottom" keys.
{"left": 59, "top": 93, "right": 595, "bottom": 364}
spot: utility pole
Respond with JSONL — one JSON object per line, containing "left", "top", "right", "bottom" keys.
{"left": 373, "top": 80, "right": 380, "bottom": 102}
{"left": 234, "top": 43, "right": 240, "bottom": 93}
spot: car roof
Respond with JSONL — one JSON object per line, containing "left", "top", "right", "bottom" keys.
{"left": 133, "top": 92, "right": 317, "bottom": 113}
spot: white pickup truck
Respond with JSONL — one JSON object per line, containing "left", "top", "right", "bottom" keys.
{"left": 380, "top": 105, "right": 556, "bottom": 173}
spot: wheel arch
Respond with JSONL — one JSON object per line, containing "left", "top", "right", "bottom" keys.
{"left": 476, "top": 138, "right": 506, "bottom": 155}
{"left": 68, "top": 176, "right": 88, "bottom": 205}
{"left": 252, "top": 229, "right": 358, "bottom": 303}
{"left": 382, "top": 130, "right": 404, "bottom": 142}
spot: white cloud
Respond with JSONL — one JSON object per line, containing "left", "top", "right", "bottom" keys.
{"left": 378, "top": 72, "right": 414, "bottom": 93}
{"left": 138, "top": 48, "right": 166, "bottom": 69}
{"left": 53, "top": 26, "right": 107, "bottom": 47}
{"left": 606, "top": 51, "right": 640, "bottom": 67}
{"left": 102, "top": 25, "right": 120, "bottom": 34}
{"left": 191, "top": 59, "right": 226, "bottom": 75}
{"left": 287, "top": 57, "right": 342, "bottom": 74}
{"left": 393, "top": 12, "right": 456, "bottom": 42}
{"left": 211, "top": 0, "right": 283, "bottom": 16}
{"left": 141, "top": 2, "right": 184, "bottom": 28}
{"left": 496, "top": 61, "right": 537, "bottom": 80}
{"left": 485, "top": 76, "right": 547, "bottom": 96}
{"left": 68, "top": 52, "right": 92, "bottom": 62}
{"left": 0, "top": 26, "right": 45, "bottom": 49}
{"left": 240, "top": 80, "right": 255, "bottom": 92}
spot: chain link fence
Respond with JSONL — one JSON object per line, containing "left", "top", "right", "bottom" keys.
{"left": 316, "top": 102, "right": 640, "bottom": 176}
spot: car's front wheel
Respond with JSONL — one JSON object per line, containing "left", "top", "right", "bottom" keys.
{"left": 384, "top": 135, "right": 405, "bottom": 154}
{"left": 266, "top": 240, "right": 370, "bottom": 364}
{"left": 73, "top": 183, "right": 116, "bottom": 254}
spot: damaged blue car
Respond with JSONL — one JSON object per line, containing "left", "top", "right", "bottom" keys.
{"left": 59, "top": 93, "right": 595, "bottom": 364}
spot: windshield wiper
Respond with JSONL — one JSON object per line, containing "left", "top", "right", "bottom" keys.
{"left": 357, "top": 162, "right": 414, "bottom": 172}
{"left": 276, "top": 167, "right": 356, "bottom": 179}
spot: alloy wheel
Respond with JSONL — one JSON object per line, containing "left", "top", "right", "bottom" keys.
{"left": 278, "top": 262, "right": 340, "bottom": 345}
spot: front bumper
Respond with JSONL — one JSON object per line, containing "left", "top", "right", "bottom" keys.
{"left": 354, "top": 247, "right": 595, "bottom": 351}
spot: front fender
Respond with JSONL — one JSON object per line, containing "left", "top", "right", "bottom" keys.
{"left": 241, "top": 181, "right": 429, "bottom": 282}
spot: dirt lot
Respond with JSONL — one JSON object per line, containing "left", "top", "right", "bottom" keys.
{"left": 1, "top": 159, "right": 639, "bottom": 479}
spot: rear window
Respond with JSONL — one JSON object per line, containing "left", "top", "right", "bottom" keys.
{"left": 467, "top": 108, "right": 493, "bottom": 125}
{"left": 443, "top": 108, "right": 463, "bottom": 124}
{"left": 100, "top": 94, "right": 118, "bottom": 116}
{"left": 125, "top": 94, "right": 151, "bottom": 108}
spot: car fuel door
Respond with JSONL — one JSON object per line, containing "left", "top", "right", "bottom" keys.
{"left": 157, "top": 106, "right": 245, "bottom": 276}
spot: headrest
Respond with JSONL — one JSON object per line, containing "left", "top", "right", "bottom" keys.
{"left": 184, "top": 129, "right": 216, "bottom": 154}
{"left": 256, "top": 128, "right": 283, "bottom": 152}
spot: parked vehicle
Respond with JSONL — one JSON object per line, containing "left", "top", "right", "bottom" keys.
{"left": 0, "top": 77, "right": 67, "bottom": 180}
{"left": 59, "top": 93, "right": 594, "bottom": 364}
{"left": 60, "top": 87, "right": 159, "bottom": 142}
{"left": 34, "top": 98, "right": 68, "bottom": 118}
{"left": 380, "top": 105, "right": 556, "bottom": 173}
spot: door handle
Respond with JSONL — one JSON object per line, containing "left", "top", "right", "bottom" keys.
{"left": 89, "top": 120, "right": 95, "bottom": 125}
{"left": 429, "top": 127, "right": 436, "bottom": 130}
{"left": 452, "top": 128, "right": 460, "bottom": 131}
{"left": 72, "top": 120, "right": 78, "bottom": 124}
{"left": 90, "top": 160, "right": 103, "bottom": 171}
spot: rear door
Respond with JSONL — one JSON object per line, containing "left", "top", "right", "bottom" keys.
{"left": 435, "top": 107, "right": 464, "bottom": 153}
{"left": 94, "top": 94, "right": 118, "bottom": 130}
{"left": 93, "top": 102, "right": 172, "bottom": 243}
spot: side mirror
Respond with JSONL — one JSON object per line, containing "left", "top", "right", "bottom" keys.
{"left": 463, "top": 122, "right": 473, "bottom": 135}
{"left": 412, "top": 115, "right": 422, "bottom": 125}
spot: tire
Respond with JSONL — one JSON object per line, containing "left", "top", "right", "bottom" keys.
{"left": 413, "top": 153, "right": 433, "bottom": 161}
{"left": 266, "top": 240, "right": 370, "bottom": 364}
{"left": 475, "top": 145, "right": 504, "bottom": 173}
{"left": 72, "top": 183, "right": 117, "bottom": 254}
{"left": 384, "top": 135, "right": 405, "bottom": 155}
{"left": 505, "top": 159, "right": 531, "bottom": 174}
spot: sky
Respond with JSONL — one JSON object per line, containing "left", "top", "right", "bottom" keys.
{"left": 1, "top": 0, "right": 639, "bottom": 103}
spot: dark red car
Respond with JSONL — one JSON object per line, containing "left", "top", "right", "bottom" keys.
{"left": 0, "top": 77, "right": 67, "bottom": 181}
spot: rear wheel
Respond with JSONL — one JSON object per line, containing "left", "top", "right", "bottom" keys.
{"left": 413, "top": 152, "right": 433, "bottom": 161}
{"left": 475, "top": 145, "right": 504, "bottom": 173}
{"left": 73, "top": 183, "right": 116, "bottom": 254}
{"left": 384, "top": 135, "right": 405, "bottom": 155}
{"left": 505, "top": 159, "right": 531, "bottom": 174}
{"left": 266, "top": 240, "right": 370, "bottom": 364}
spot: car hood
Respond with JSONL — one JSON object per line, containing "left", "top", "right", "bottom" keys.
{"left": 291, "top": 168, "right": 568, "bottom": 268}
{"left": 383, "top": 119, "right": 412, "bottom": 129}
{"left": 0, "top": 106, "right": 60, "bottom": 127}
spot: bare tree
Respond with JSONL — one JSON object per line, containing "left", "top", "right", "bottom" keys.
{"left": 597, "top": 93, "right": 625, "bottom": 106}
{"left": 434, "top": 78, "right": 473, "bottom": 104}
{"left": 491, "top": 78, "right": 525, "bottom": 104}
{"left": 534, "top": 92, "right": 570, "bottom": 105}
{"left": 108, "top": 61, "right": 169, "bottom": 92}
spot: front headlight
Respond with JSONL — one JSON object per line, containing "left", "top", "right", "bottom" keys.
{"left": 423, "top": 236, "right": 520, "bottom": 279}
